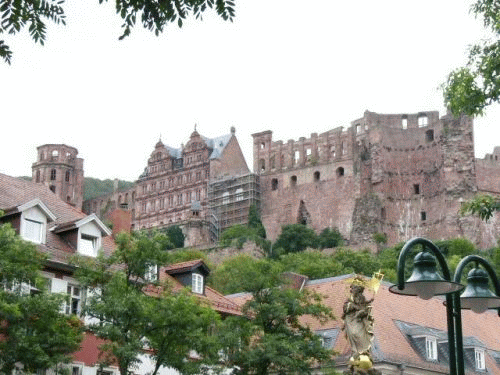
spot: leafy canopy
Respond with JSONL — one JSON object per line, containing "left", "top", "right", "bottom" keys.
{"left": 443, "top": 0, "right": 500, "bottom": 116}
{"left": 0, "top": 222, "right": 83, "bottom": 373}
{"left": 73, "top": 230, "right": 221, "bottom": 375}
{"left": 220, "top": 267, "right": 335, "bottom": 375}
{"left": 1, "top": 0, "right": 236, "bottom": 64}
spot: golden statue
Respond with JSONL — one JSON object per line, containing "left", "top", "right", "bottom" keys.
{"left": 342, "top": 273, "right": 383, "bottom": 375}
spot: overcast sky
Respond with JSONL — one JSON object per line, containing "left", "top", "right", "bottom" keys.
{"left": 1, "top": 0, "right": 499, "bottom": 181}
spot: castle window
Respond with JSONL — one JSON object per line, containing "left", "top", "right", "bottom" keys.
{"left": 425, "top": 129, "right": 434, "bottom": 142}
{"left": 260, "top": 159, "right": 266, "bottom": 172}
{"left": 314, "top": 171, "right": 320, "bottom": 181}
{"left": 50, "top": 185, "right": 56, "bottom": 193}
{"left": 271, "top": 178, "right": 278, "bottom": 191}
{"left": 306, "top": 148, "right": 312, "bottom": 161}
{"left": 260, "top": 142, "right": 265, "bottom": 150}
{"left": 420, "top": 211, "right": 427, "bottom": 221}
{"left": 35, "top": 170, "right": 40, "bottom": 183}
{"left": 222, "top": 192, "right": 230, "bottom": 204}
{"left": 51, "top": 150, "right": 59, "bottom": 159}
{"left": 294, "top": 151, "right": 300, "bottom": 164}
{"left": 65, "top": 171, "right": 70, "bottom": 182}
{"left": 290, "top": 175, "right": 297, "bottom": 186}
{"left": 418, "top": 115, "right": 428, "bottom": 128}
{"left": 402, "top": 116, "right": 408, "bottom": 129}
{"left": 336, "top": 167, "right": 345, "bottom": 177}
{"left": 330, "top": 145, "right": 336, "bottom": 158}
{"left": 355, "top": 124, "right": 361, "bottom": 134}
{"left": 425, "top": 337, "right": 438, "bottom": 361}
{"left": 381, "top": 207, "right": 386, "bottom": 220}
{"left": 50, "top": 169, "right": 57, "bottom": 181}
{"left": 342, "top": 141, "right": 346, "bottom": 155}
{"left": 413, "top": 184, "right": 420, "bottom": 195}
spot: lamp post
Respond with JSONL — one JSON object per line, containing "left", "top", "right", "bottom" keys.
{"left": 388, "top": 237, "right": 500, "bottom": 375}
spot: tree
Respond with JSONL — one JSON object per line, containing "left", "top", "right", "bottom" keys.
{"left": 273, "top": 224, "right": 318, "bottom": 255}
{"left": 163, "top": 225, "right": 185, "bottom": 249}
{"left": 73, "top": 230, "right": 221, "bottom": 375}
{"left": 443, "top": 0, "right": 500, "bottom": 116}
{"left": 318, "top": 227, "right": 343, "bottom": 249}
{"left": 0, "top": 0, "right": 236, "bottom": 64}
{"left": 209, "top": 255, "right": 283, "bottom": 295}
{"left": 220, "top": 269, "right": 335, "bottom": 375}
{"left": 248, "top": 204, "right": 266, "bottom": 239}
{"left": 0, "top": 221, "right": 83, "bottom": 373}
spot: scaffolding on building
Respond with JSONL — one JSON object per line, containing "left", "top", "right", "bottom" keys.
{"left": 207, "top": 173, "right": 260, "bottom": 242}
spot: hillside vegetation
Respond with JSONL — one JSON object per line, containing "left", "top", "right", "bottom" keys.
{"left": 83, "top": 178, "right": 135, "bottom": 201}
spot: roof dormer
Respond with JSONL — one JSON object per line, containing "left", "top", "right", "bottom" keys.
{"left": 1, "top": 198, "right": 57, "bottom": 245}
{"left": 164, "top": 259, "right": 210, "bottom": 295}
{"left": 53, "top": 214, "right": 111, "bottom": 257}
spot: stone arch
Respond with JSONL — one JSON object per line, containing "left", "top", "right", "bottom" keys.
{"left": 297, "top": 200, "right": 311, "bottom": 225}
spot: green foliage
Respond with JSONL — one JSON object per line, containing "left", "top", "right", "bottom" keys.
{"left": 73, "top": 230, "right": 219, "bottom": 375}
{"left": 167, "top": 248, "right": 212, "bottom": 266}
{"left": 163, "top": 225, "right": 185, "bottom": 248}
{"left": 219, "top": 205, "right": 269, "bottom": 251}
{"left": 0, "top": 222, "right": 83, "bottom": 373}
{"left": 83, "top": 178, "right": 135, "bottom": 201}
{"left": 220, "top": 224, "right": 257, "bottom": 248}
{"left": 209, "top": 255, "right": 284, "bottom": 295}
{"left": 273, "top": 224, "right": 318, "bottom": 255}
{"left": 460, "top": 193, "right": 500, "bottom": 222}
{"left": 2, "top": 0, "right": 235, "bottom": 64}
{"left": 435, "top": 238, "right": 476, "bottom": 258}
{"left": 278, "top": 251, "right": 343, "bottom": 280}
{"left": 330, "top": 248, "right": 381, "bottom": 277}
{"left": 0, "top": 0, "right": 66, "bottom": 64}
{"left": 221, "top": 269, "right": 335, "bottom": 375}
{"left": 443, "top": 0, "right": 500, "bottom": 116}
{"left": 318, "top": 227, "right": 343, "bottom": 249}
{"left": 248, "top": 204, "right": 266, "bottom": 239}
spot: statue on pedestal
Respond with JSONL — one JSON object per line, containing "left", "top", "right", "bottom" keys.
{"left": 342, "top": 273, "right": 383, "bottom": 375}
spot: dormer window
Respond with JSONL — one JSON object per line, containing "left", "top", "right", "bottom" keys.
{"left": 425, "top": 337, "right": 438, "bottom": 361}
{"left": 23, "top": 218, "right": 44, "bottom": 243}
{"left": 145, "top": 265, "right": 158, "bottom": 282}
{"left": 18, "top": 199, "right": 56, "bottom": 245}
{"left": 80, "top": 234, "right": 99, "bottom": 257}
{"left": 192, "top": 273, "right": 203, "bottom": 294}
{"left": 475, "top": 348, "right": 486, "bottom": 370}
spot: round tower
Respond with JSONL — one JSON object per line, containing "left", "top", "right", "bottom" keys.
{"left": 32, "top": 144, "right": 84, "bottom": 209}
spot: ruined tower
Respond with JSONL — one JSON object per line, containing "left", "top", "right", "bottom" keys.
{"left": 32, "top": 144, "right": 84, "bottom": 209}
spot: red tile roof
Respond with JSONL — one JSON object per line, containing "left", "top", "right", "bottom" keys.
{"left": 0, "top": 173, "right": 115, "bottom": 264}
{"left": 227, "top": 274, "right": 500, "bottom": 374}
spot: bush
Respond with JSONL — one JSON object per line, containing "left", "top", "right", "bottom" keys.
{"left": 318, "top": 227, "right": 343, "bottom": 249}
{"left": 273, "top": 224, "right": 318, "bottom": 255}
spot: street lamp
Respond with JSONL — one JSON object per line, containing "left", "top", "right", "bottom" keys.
{"left": 388, "top": 237, "right": 500, "bottom": 375}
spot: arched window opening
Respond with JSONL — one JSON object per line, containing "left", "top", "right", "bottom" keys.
{"left": 402, "top": 115, "right": 408, "bottom": 129}
{"left": 35, "top": 171, "right": 40, "bottom": 183}
{"left": 336, "top": 167, "right": 345, "bottom": 177}
{"left": 50, "top": 169, "right": 57, "bottom": 181}
{"left": 425, "top": 129, "right": 434, "bottom": 142}
{"left": 259, "top": 159, "right": 266, "bottom": 172}
{"left": 49, "top": 185, "right": 56, "bottom": 193}
{"left": 418, "top": 115, "right": 428, "bottom": 128}
{"left": 271, "top": 178, "right": 278, "bottom": 191}
{"left": 290, "top": 175, "right": 297, "bottom": 187}
{"left": 65, "top": 170, "right": 71, "bottom": 182}
{"left": 314, "top": 171, "right": 320, "bottom": 181}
